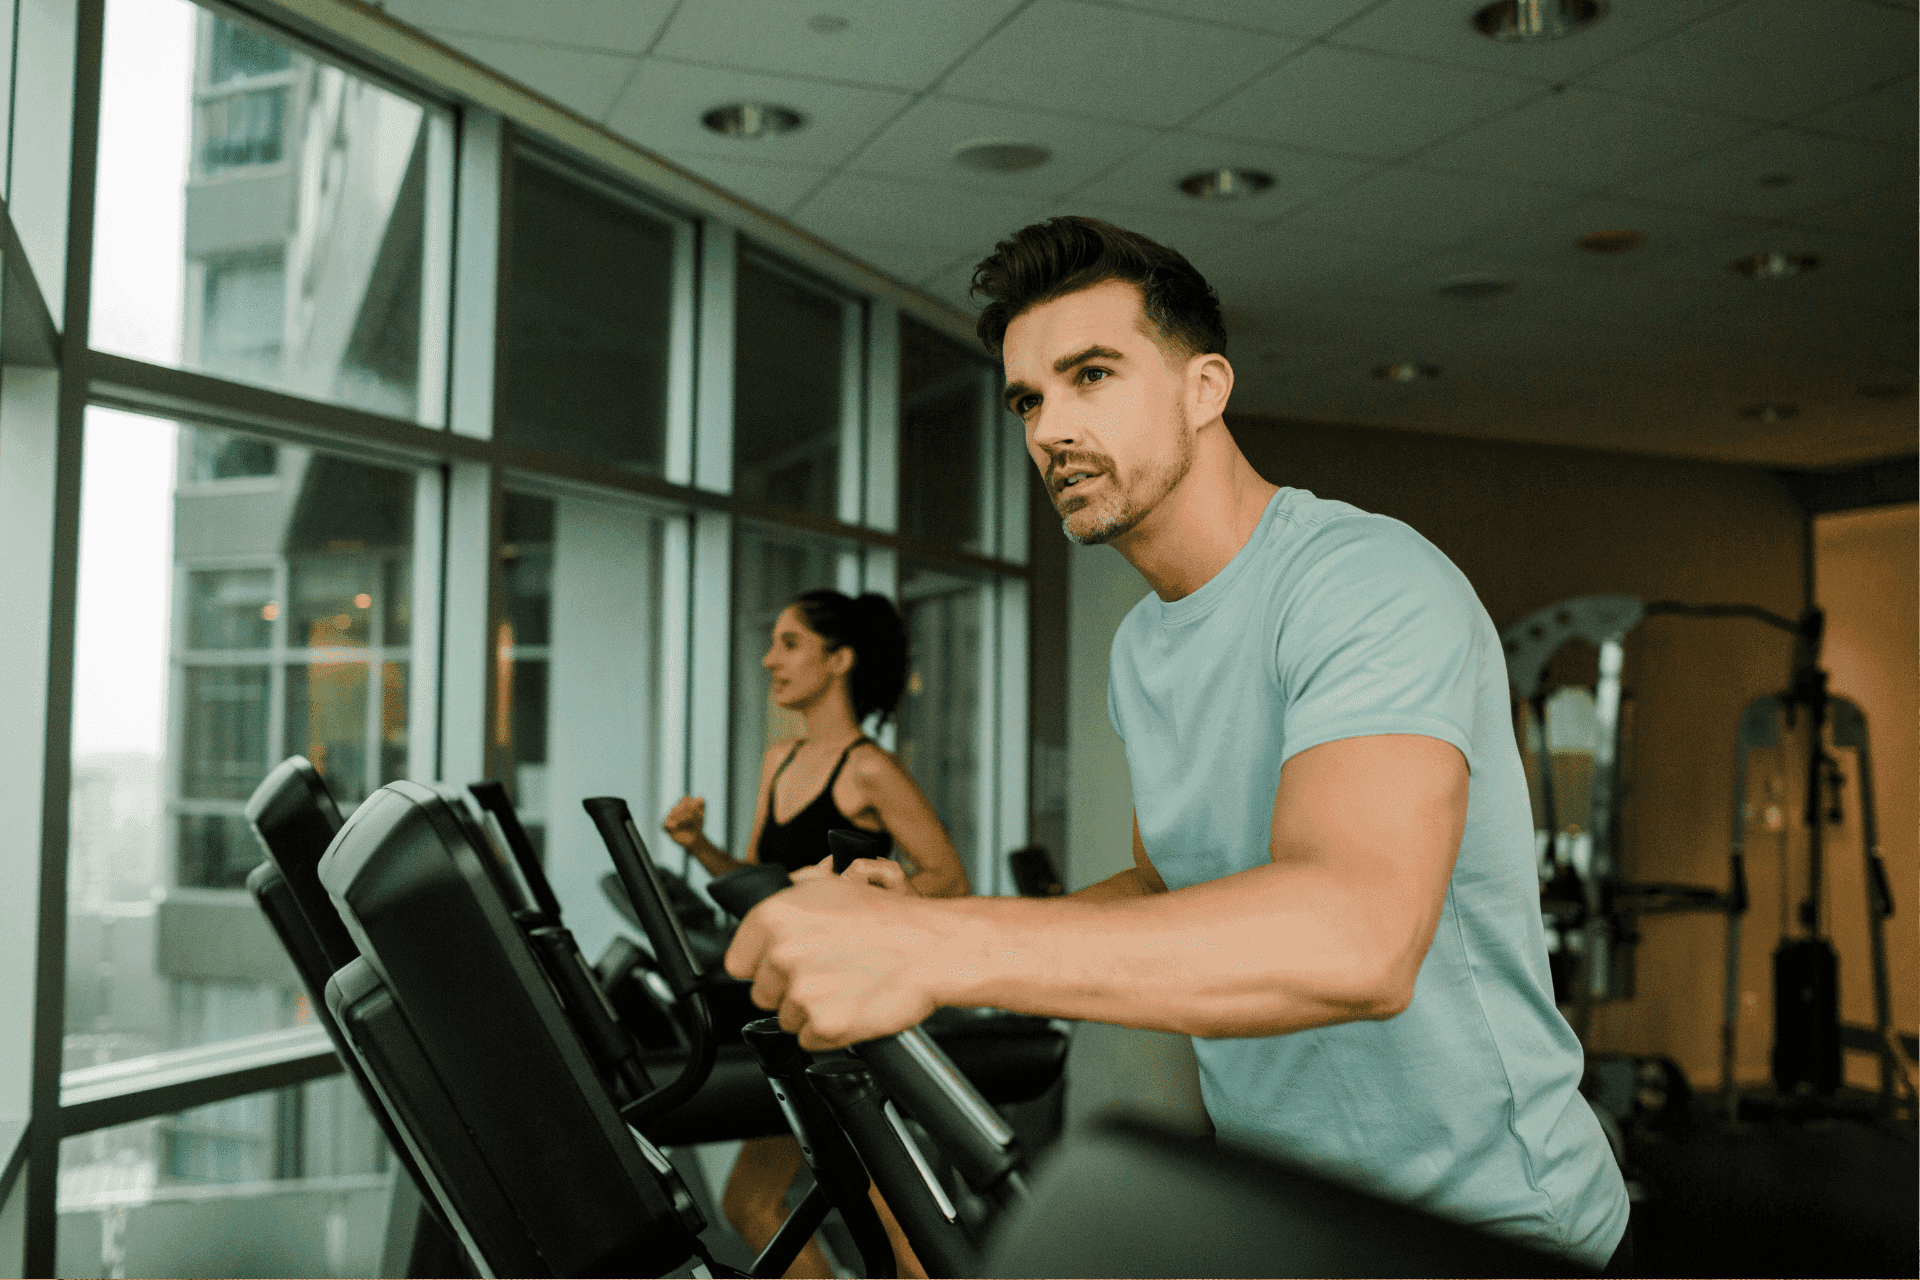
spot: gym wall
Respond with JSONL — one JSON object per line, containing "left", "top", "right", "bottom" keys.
{"left": 1811, "top": 503, "right": 1917, "bottom": 1090}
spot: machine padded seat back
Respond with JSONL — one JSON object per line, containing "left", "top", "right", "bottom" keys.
{"left": 318, "top": 780, "right": 702, "bottom": 1279}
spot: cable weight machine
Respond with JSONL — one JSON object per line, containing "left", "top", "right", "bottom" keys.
{"left": 1500, "top": 595, "right": 1907, "bottom": 1122}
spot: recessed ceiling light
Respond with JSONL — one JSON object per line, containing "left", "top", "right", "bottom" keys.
{"left": 700, "top": 104, "right": 805, "bottom": 139}
{"left": 1576, "top": 228, "right": 1645, "bottom": 254}
{"left": 953, "top": 140, "right": 1052, "bottom": 173}
{"left": 806, "top": 13, "right": 851, "bottom": 33}
{"left": 1375, "top": 362, "right": 1441, "bottom": 382}
{"left": 1178, "top": 168, "right": 1274, "bottom": 200}
{"left": 1731, "top": 251, "right": 1818, "bottom": 279}
{"left": 1473, "top": 0, "right": 1606, "bottom": 41}
{"left": 1436, "top": 275, "right": 1513, "bottom": 300}
{"left": 1739, "top": 403, "right": 1799, "bottom": 423}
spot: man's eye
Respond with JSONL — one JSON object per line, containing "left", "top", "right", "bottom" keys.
{"left": 1080, "top": 367, "right": 1108, "bottom": 385}
{"left": 1014, "top": 395, "right": 1040, "bottom": 415}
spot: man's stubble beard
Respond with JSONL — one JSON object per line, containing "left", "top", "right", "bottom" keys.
{"left": 1058, "top": 426, "right": 1195, "bottom": 547}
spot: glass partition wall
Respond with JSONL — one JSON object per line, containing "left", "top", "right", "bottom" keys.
{"left": 7, "top": 0, "right": 1031, "bottom": 1271}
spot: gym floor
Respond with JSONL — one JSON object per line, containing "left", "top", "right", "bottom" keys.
{"left": 1626, "top": 1089, "right": 1916, "bottom": 1278}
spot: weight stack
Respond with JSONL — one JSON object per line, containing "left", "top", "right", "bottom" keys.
{"left": 1771, "top": 938, "right": 1841, "bottom": 1094}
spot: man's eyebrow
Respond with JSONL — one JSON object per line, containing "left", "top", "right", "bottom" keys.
{"left": 1054, "top": 344, "right": 1126, "bottom": 374}
{"left": 1002, "top": 345, "right": 1129, "bottom": 410}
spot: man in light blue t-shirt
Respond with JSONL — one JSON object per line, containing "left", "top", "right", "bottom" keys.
{"left": 725, "top": 217, "right": 1631, "bottom": 1270}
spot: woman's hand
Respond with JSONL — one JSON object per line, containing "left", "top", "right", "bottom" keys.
{"left": 841, "top": 857, "right": 919, "bottom": 897}
{"left": 662, "top": 796, "right": 707, "bottom": 849}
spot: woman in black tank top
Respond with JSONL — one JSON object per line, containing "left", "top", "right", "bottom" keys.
{"left": 660, "top": 589, "right": 968, "bottom": 1278}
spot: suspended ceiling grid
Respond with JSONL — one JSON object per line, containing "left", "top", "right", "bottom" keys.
{"left": 373, "top": 0, "right": 1919, "bottom": 470}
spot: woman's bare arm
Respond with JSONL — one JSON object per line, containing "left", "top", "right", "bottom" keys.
{"left": 665, "top": 742, "right": 787, "bottom": 877}
{"left": 842, "top": 745, "right": 971, "bottom": 898}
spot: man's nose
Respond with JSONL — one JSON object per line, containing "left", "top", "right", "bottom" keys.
{"left": 1029, "top": 402, "right": 1077, "bottom": 453}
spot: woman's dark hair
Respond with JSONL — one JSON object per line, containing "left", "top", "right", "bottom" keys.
{"left": 970, "top": 216, "right": 1228, "bottom": 360}
{"left": 791, "top": 590, "right": 909, "bottom": 726}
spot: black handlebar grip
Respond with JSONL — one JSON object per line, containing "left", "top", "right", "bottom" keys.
{"left": 828, "top": 827, "right": 888, "bottom": 874}
{"left": 707, "top": 864, "right": 794, "bottom": 920}
{"left": 806, "top": 1059, "right": 978, "bottom": 1280}
{"left": 469, "top": 781, "right": 565, "bottom": 922}
{"left": 582, "top": 797, "right": 704, "bottom": 999}
{"left": 853, "top": 1028, "right": 1024, "bottom": 1199}
{"left": 742, "top": 1020, "right": 896, "bottom": 1279}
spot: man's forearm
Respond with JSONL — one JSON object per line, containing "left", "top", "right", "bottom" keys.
{"left": 915, "top": 861, "right": 1421, "bottom": 1039}
{"left": 1067, "top": 867, "right": 1155, "bottom": 902}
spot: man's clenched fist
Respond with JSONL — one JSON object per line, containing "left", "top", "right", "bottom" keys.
{"left": 723, "top": 874, "right": 953, "bottom": 1050}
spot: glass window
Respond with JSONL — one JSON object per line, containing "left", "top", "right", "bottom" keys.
{"left": 186, "top": 428, "right": 277, "bottom": 482}
{"left": 729, "top": 524, "right": 865, "bottom": 851}
{"left": 207, "top": 15, "right": 289, "bottom": 85}
{"left": 498, "top": 157, "right": 679, "bottom": 474}
{"left": 57, "top": 1076, "right": 391, "bottom": 1279}
{"left": 734, "top": 255, "right": 858, "bottom": 517}
{"left": 495, "top": 488, "right": 667, "bottom": 958}
{"left": 67, "top": 408, "right": 423, "bottom": 1076}
{"left": 896, "top": 560, "right": 990, "bottom": 883}
{"left": 899, "top": 317, "right": 996, "bottom": 554}
{"left": 200, "top": 253, "right": 285, "bottom": 382}
{"left": 89, "top": 0, "right": 449, "bottom": 421}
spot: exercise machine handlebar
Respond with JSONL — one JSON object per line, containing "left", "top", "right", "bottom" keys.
{"left": 582, "top": 796, "right": 720, "bottom": 1128}
{"left": 468, "top": 780, "right": 566, "bottom": 923}
{"left": 704, "top": 861, "right": 1032, "bottom": 1206}
{"left": 742, "top": 1020, "right": 897, "bottom": 1279}
{"left": 806, "top": 1058, "right": 979, "bottom": 1279}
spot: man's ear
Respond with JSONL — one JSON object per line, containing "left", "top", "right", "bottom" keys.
{"left": 1188, "top": 350, "right": 1234, "bottom": 423}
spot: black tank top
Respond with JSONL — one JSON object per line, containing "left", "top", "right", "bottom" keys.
{"left": 755, "top": 737, "right": 893, "bottom": 873}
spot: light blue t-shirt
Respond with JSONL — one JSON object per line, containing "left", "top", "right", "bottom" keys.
{"left": 1106, "top": 487, "right": 1628, "bottom": 1265}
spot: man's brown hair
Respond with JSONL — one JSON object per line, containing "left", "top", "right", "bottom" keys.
{"left": 970, "top": 216, "right": 1228, "bottom": 361}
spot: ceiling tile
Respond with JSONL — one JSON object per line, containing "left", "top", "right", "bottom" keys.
{"left": 939, "top": 0, "right": 1301, "bottom": 127}
{"left": 1065, "top": 132, "right": 1377, "bottom": 222}
{"left": 651, "top": 0, "right": 1025, "bottom": 91}
{"left": 1450, "top": 192, "right": 1778, "bottom": 267}
{"left": 429, "top": 31, "right": 639, "bottom": 120}
{"left": 604, "top": 59, "right": 911, "bottom": 169}
{"left": 1416, "top": 88, "right": 1758, "bottom": 188}
{"left": 1580, "top": 0, "right": 1918, "bottom": 123}
{"left": 1615, "top": 127, "right": 1916, "bottom": 222}
{"left": 656, "top": 151, "right": 833, "bottom": 216}
{"left": 846, "top": 96, "right": 1163, "bottom": 199}
{"left": 387, "top": 0, "right": 675, "bottom": 53}
{"left": 920, "top": 256, "right": 988, "bottom": 314}
{"left": 1280, "top": 166, "right": 1581, "bottom": 247}
{"left": 1190, "top": 45, "right": 1544, "bottom": 160}
{"left": 1328, "top": 0, "right": 1733, "bottom": 83}
{"left": 1099, "top": 0, "right": 1385, "bottom": 38}
{"left": 815, "top": 236, "right": 958, "bottom": 288}
{"left": 1796, "top": 76, "right": 1919, "bottom": 147}
{"left": 1787, "top": 174, "right": 1920, "bottom": 243}
{"left": 791, "top": 173, "right": 1044, "bottom": 252}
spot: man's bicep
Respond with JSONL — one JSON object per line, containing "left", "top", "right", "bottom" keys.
{"left": 1132, "top": 813, "right": 1168, "bottom": 893}
{"left": 1269, "top": 734, "right": 1466, "bottom": 908}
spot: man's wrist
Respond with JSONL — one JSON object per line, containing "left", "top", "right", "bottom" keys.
{"left": 916, "top": 896, "right": 1000, "bottom": 1009}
